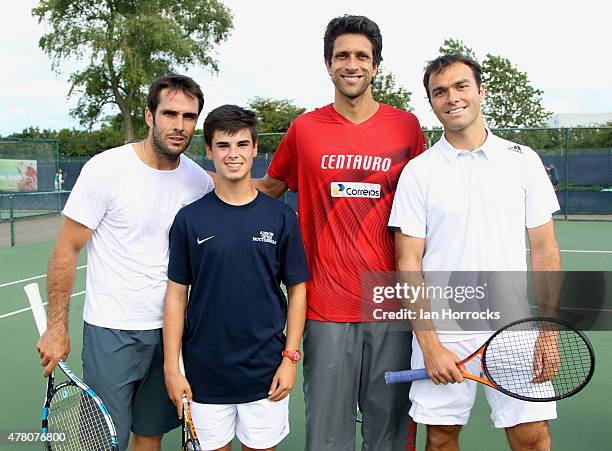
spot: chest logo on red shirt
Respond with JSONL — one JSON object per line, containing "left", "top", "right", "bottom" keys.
{"left": 331, "top": 182, "right": 381, "bottom": 198}
{"left": 321, "top": 154, "right": 392, "bottom": 172}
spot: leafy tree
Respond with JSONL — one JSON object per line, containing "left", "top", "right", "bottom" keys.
{"left": 372, "top": 69, "right": 413, "bottom": 111}
{"left": 247, "top": 97, "right": 305, "bottom": 154}
{"left": 438, "top": 38, "right": 477, "bottom": 61}
{"left": 571, "top": 126, "right": 612, "bottom": 149}
{"left": 100, "top": 112, "right": 148, "bottom": 140}
{"left": 33, "top": 0, "right": 233, "bottom": 142}
{"left": 247, "top": 97, "right": 305, "bottom": 133}
{"left": 6, "top": 125, "right": 124, "bottom": 156}
{"left": 436, "top": 39, "right": 552, "bottom": 128}
{"left": 481, "top": 55, "right": 552, "bottom": 128}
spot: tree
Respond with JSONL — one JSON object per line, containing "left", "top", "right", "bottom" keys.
{"left": 7, "top": 125, "right": 124, "bottom": 157}
{"left": 247, "top": 97, "right": 306, "bottom": 133}
{"left": 372, "top": 69, "right": 413, "bottom": 111}
{"left": 33, "top": 0, "right": 233, "bottom": 142}
{"left": 438, "top": 38, "right": 477, "bottom": 61}
{"left": 436, "top": 38, "right": 552, "bottom": 128}
{"left": 481, "top": 55, "right": 552, "bottom": 128}
{"left": 247, "top": 97, "right": 306, "bottom": 154}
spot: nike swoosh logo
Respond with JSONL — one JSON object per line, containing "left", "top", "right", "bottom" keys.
{"left": 197, "top": 236, "right": 215, "bottom": 245}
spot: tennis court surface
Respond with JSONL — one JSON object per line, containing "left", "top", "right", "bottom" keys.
{"left": 1, "top": 220, "right": 611, "bottom": 450}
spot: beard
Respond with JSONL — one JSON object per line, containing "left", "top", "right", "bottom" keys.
{"left": 151, "top": 124, "right": 192, "bottom": 162}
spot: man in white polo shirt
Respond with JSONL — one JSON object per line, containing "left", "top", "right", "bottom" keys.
{"left": 389, "top": 54, "right": 561, "bottom": 450}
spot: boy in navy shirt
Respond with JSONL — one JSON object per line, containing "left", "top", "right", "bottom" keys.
{"left": 163, "top": 105, "right": 309, "bottom": 450}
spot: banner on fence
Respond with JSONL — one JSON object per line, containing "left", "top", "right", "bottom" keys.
{"left": 0, "top": 159, "right": 38, "bottom": 191}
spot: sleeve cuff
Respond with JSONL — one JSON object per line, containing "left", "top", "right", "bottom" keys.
{"left": 61, "top": 210, "right": 97, "bottom": 231}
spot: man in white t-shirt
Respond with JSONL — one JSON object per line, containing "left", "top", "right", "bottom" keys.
{"left": 389, "top": 55, "right": 561, "bottom": 450}
{"left": 36, "top": 74, "right": 214, "bottom": 451}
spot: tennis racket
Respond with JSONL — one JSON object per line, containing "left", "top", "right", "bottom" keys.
{"left": 181, "top": 394, "right": 202, "bottom": 451}
{"left": 25, "top": 282, "right": 119, "bottom": 450}
{"left": 385, "top": 317, "right": 595, "bottom": 402}
{"left": 179, "top": 353, "right": 202, "bottom": 451}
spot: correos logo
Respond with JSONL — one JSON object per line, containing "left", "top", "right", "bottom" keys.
{"left": 331, "top": 182, "right": 381, "bottom": 198}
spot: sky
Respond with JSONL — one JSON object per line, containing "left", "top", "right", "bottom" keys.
{"left": 1, "top": 0, "right": 611, "bottom": 136}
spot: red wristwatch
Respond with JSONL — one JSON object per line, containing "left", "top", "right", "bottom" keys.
{"left": 282, "top": 349, "right": 302, "bottom": 363}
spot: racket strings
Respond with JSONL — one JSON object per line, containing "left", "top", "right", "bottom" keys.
{"left": 48, "top": 385, "right": 114, "bottom": 450}
{"left": 484, "top": 320, "right": 593, "bottom": 401}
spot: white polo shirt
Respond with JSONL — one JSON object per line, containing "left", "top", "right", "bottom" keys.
{"left": 389, "top": 131, "right": 559, "bottom": 272}
{"left": 389, "top": 131, "right": 559, "bottom": 340}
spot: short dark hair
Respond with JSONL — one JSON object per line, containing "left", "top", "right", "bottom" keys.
{"left": 147, "top": 74, "right": 204, "bottom": 116}
{"left": 203, "top": 105, "right": 258, "bottom": 147}
{"left": 423, "top": 54, "right": 482, "bottom": 102}
{"left": 324, "top": 15, "right": 383, "bottom": 66}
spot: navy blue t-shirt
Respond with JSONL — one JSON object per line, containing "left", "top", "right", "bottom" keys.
{"left": 168, "top": 190, "right": 309, "bottom": 404}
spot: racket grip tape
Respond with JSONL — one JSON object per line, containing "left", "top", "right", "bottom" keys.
{"left": 385, "top": 369, "right": 429, "bottom": 385}
{"left": 24, "top": 283, "right": 48, "bottom": 336}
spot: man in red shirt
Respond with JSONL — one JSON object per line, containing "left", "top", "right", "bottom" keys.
{"left": 255, "top": 15, "right": 426, "bottom": 450}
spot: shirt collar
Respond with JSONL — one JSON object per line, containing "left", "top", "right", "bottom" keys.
{"left": 437, "top": 128, "right": 498, "bottom": 163}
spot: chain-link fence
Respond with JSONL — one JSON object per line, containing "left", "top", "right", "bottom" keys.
{"left": 1, "top": 129, "right": 610, "bottom": 247}
{"left": 0, "top": 191, "right": 68, "bottom": 247}
{"left": 0, "top": 139, "right": 64, "bottom": 247}
{"left": 0, "top": 133, "right": 294, "bottom": 248}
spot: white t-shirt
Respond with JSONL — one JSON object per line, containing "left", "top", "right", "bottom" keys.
{"left": 63, "top": 144, "right": 214, "bottom": 329}
{"left": 388, "top": 131, "right": 559, "bottom": 340}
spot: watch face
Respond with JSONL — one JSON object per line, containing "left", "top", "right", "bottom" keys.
{"left": 284, "top": 350, "right": 301, "bottom": 362}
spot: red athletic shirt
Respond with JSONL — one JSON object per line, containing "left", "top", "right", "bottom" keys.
{"left": 268, "top": 103, "right": 426, "bottom": 322}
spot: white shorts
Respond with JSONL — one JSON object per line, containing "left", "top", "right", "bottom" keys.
{"left": 190, "top": 396, "right": 290, "bottom": 449}
{"left": 409, "top": 335, "right": 557, "bottom": 429}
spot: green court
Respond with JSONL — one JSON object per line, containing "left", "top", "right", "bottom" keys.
{"left": 1, "top": 220, "right": 611, "bottom": 450}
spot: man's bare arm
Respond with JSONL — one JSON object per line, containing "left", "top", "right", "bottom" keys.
{"left": 252, "top": 174, "right": 288, "bottom": 199}
{"left": 528, "top": 220, "right": 563, "bottom": 382}
{"left": 395, "top": 231, "right": 464, "bottom": 384}
{"left": 39, "top": 217, "right": 92, "bottom": 376}
{"left": 527, "top": 220, "right": 562, "bottom": 316}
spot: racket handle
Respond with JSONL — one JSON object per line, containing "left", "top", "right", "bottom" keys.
{"left": 24, "top": 283, "right": 48, "bottom": 336}
{"left": 385, "top": 369, "right": 429, "bottom": 385}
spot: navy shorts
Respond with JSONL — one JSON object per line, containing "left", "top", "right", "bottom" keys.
{"left": 82, "top": 322, "right": 180, "bottom": 450}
